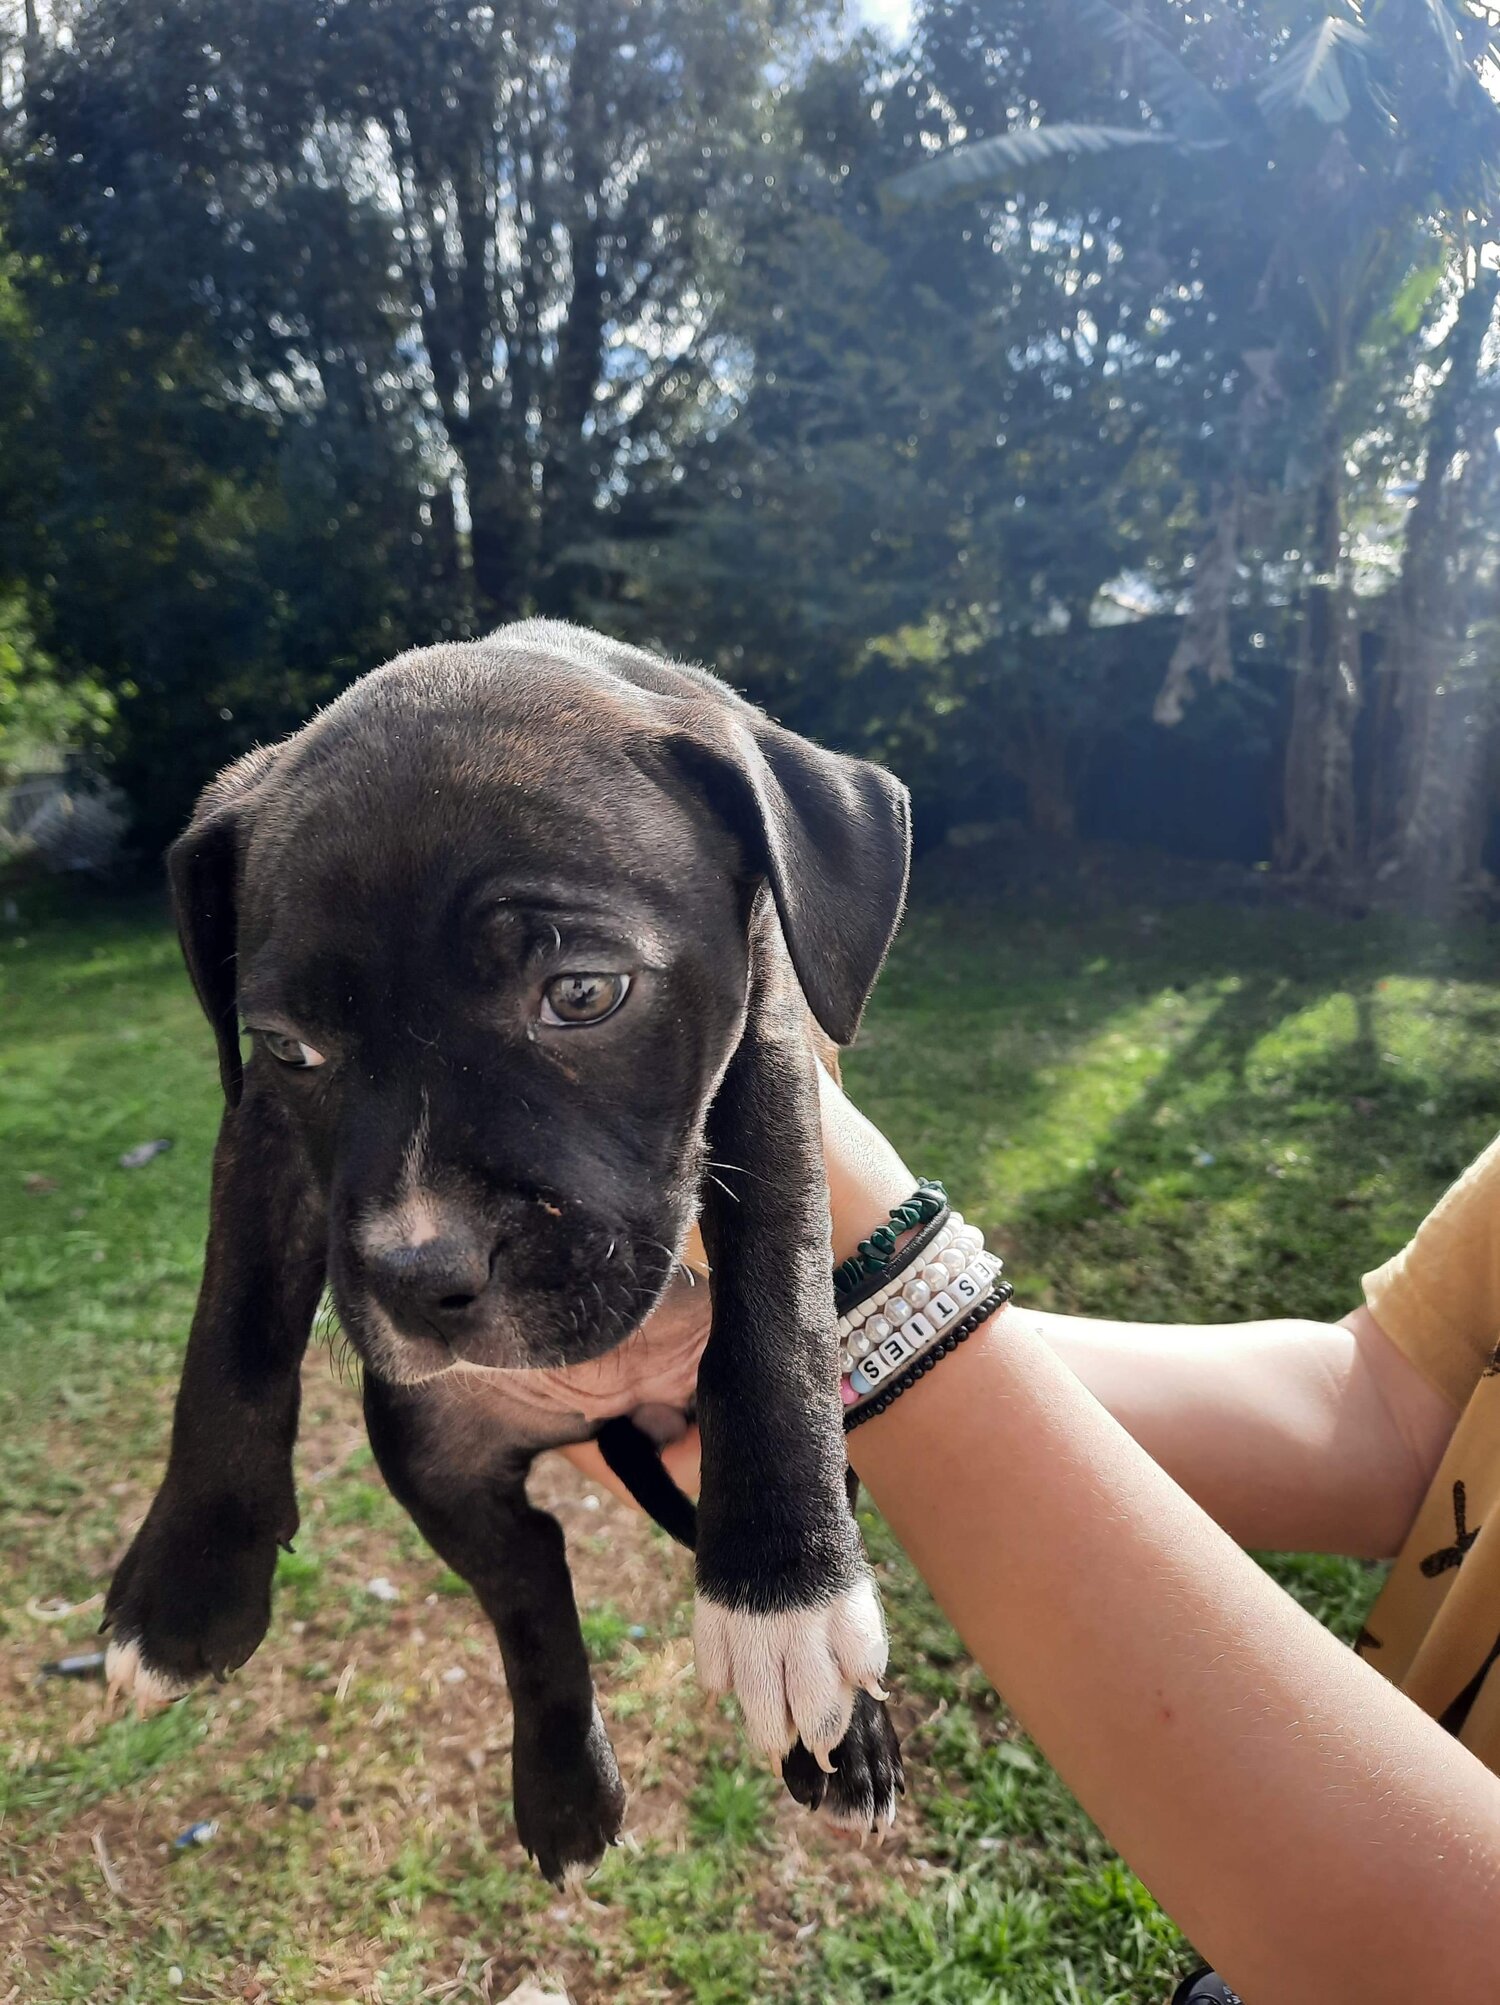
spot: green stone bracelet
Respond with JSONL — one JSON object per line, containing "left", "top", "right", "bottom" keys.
{"left": 831, "top": 1178, "right": 947, "bottom": 1300}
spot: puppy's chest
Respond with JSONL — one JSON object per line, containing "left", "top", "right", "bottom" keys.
{"left": 495, "top": 1268, "right": 711, "bottom": 1437}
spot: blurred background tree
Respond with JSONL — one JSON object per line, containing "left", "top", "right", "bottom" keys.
{"left": 1, "top": 0, "right": 1498, "bottom": 893}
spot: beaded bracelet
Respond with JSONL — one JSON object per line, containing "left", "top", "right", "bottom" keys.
{"left": 840, "top": 1235, "right": 1000, "bottom": 1390}
{"left": 834, "top": 1202, "right": 952, "bottom": 1321}
{"left": 833, "top": 1187, "right": 1011, "bottom": 1429}
{"left": 843, "top": 1285, "right": 1012, "bottom": 1432}
{"left": 832, "top": 1179, "right": 947, "bottom": 1298}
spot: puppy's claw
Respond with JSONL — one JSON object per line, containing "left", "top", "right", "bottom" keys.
{"left": 797, "top": 1687, "right": 903, "bottom": 1840}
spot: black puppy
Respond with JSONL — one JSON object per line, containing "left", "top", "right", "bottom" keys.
{"left": 104, "top": 621, "right": 910, "bottom": 1879}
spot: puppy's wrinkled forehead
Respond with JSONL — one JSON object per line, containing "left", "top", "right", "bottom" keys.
{"left": 234, "top": 672, "right": 741, "bottom": 1026}
{"left": 255, "top": 696, "right": 716, "bottom": 902}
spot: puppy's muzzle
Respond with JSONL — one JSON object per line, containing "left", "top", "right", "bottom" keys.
{"left": 342, "top": 1186, "right": 677, "bottom": 1380}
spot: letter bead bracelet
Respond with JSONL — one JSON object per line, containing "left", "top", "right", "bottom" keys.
{"left": 833, "top": 1184, "right": 1011, "bottom": 1432}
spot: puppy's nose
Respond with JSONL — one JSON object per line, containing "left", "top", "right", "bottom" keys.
{"left": 366, "top": 1236, "right": 491, "bottom": 1338}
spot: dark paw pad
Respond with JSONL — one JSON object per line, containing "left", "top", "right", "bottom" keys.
{"left": 512, "top": 1704, "right": 627, "bottom": 1884}
{"left": 782, "top": 1688, "right": 904, "bottom": 1833}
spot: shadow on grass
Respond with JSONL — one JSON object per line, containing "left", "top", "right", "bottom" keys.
{"left": 856, "top": 898, "right": 1500, "bottom": 1328}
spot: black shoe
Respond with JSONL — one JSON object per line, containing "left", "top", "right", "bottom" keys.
{"left": 1171, "top": 1971, "right": 1245, "bottom": 2005}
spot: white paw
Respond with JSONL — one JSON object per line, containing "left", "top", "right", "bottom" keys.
{"left": 104, "top": 1635, "right": 195, "bottom": 1713}
{"left": 694, "top": 1575, "right": 888, "bottom": 1764}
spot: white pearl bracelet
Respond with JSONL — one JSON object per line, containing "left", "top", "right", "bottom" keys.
{"left": 838, "top": 1212, "right": 980, "bottom": 1341}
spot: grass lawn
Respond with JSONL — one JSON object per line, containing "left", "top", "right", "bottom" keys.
{"left": 4, "top": 875, "right": 1498, "bottom": 2003}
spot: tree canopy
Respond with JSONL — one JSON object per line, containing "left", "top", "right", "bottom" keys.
{"left": 3, "top": 0, "right": 1499, "bottom": 892}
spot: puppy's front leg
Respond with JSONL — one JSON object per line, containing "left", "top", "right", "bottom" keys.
{"left": 105, "top": 1090, "right": 324, "bottom": 1703}
{"left": 694, "top": 994, "right": 887, "bottom": 1772}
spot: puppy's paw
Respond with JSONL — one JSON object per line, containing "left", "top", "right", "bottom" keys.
{"left": 104, "top": 1633, "right": 196, "bottom": 1715}
{"left": 103, "top": 1483, "right": 288, "bottom": 1694}
{"left": 782, "top": 1688, "right": 904, "bottom": 1834}
{"left": 512, "top": 1704, "right": 627, "bottom": 1885}
{"left": 694, "top": 1573, "right": 888, "bottom": 1766}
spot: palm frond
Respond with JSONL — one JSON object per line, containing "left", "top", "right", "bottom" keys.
{"left": 1256, "top": 18, "right": 1371, "bottom": 127}
{"left": 1073, "top": 0, "right": 1236, "bottom": 144}
{"left": 883, "top": 123, "right": 1188, "bottom": 211}
{"left": 1418, "top": 0, "right": 1475, "bottom": 96}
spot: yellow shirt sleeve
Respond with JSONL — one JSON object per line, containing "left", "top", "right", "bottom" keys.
{"left": 1363, "top": 1132, "right": 1500, "bottom": 1409}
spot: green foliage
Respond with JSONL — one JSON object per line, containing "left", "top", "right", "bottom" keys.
{"left": 1256, "top": 18, "right": 1370, "bottom": 126}
{"left": 6, "top": 0, "right": 1500, "bottom": 868}
{"left": 1, "top": 1706, "right": 206, "bottom": 1843}
{"left": 0, "top": 1, "right": 835, "bottom": 838}
{"left": 879, "top": 0, "right": 1500, "bottom": 879}
{"left": 614, "top": 1845, "right": 774, "bottom": 2003}
{"left": 0, "top": 593, "right": 111, "bottom": 780}
{"left": 883, "top": 120, "right": 1188, "bottom": 206}
{"left": 611, "top": 3, "right": 1226, "bottom": 841}
{"left": 579, "top": 1601, "right": 636, "bottom": 1661}
{"left": 688, "top": 1760, "right": 775, "bottom": 1849}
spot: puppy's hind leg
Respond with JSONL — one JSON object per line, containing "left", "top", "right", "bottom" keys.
{"left": 362, "top": 1375, "right": 626, "bottom": 1884}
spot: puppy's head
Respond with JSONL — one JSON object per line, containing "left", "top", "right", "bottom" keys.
{"left": 171, "top": 622, "right": 909, "bottom": 1384}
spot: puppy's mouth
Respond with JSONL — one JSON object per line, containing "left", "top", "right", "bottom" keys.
{"left": 341, "top": 1299, "right": 458, "bottom": 1387}
{"left": 331, "top": 1245, "right": 678, "bottom": 1386}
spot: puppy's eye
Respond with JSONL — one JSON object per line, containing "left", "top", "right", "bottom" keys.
{"left": 260, "top": 1031, "right": 327, "bottom": 1068}
{"left": 540, "top": 973, "right": 631, "bottom": 1027}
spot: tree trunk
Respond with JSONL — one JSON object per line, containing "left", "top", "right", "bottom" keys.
{"left": 20, "top": 0, "right": 41, "bottom": 113}
{"left": 466, "top": 433, "right": 532, "bottom": 624}
{"left": 1276, "top": 339, "right": 1361, "bottom": 879}
{"left": 426, "top": 481, "right": 473, "bottom": 637}
{"left": 1015, "top": 706, "right": 1077, "bottom": 841}
{"left": 1393, "top": 670, "right": 1493, "bottom": 901}
{"left": 1384, "top": 274, "right": 1500, "bottom": 901}
{"left": 536, "top": 5, "right": 610, "bottom": 617}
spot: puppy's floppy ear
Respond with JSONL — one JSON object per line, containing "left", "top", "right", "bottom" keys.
{"left": 166, "top": 746, "right": 281, "bottom": 1108}
{"left": 669, "top": 708, "right": 910, "bottom": 1045}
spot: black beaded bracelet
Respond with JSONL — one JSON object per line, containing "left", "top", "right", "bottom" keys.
{"left": 842, "top": 1282, "right": 1013, "bottom": 1433}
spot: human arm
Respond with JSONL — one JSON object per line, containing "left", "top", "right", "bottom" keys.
{"left": 826, "top": 1074, "right": 1457, "bottom": 1558}
{"left": 850, "top": 1304, "right": 1500, "bottom": 2004}
{"left": 568, "top": 1083, "right": 1500, "bottom": 1994}
{"left": 1022, "top": 1126, "right": 1500, "bottom": 1559}
{"left": 1019, "top": 1300, "right": 1456, "bottom": 1558}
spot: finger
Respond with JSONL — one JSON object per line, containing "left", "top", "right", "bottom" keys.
{"left": 553, "top": 1441, "right": 634, "bottom": 1509}
{"left": 658, "top": 1427, "right": 702, "bottom": 1500}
